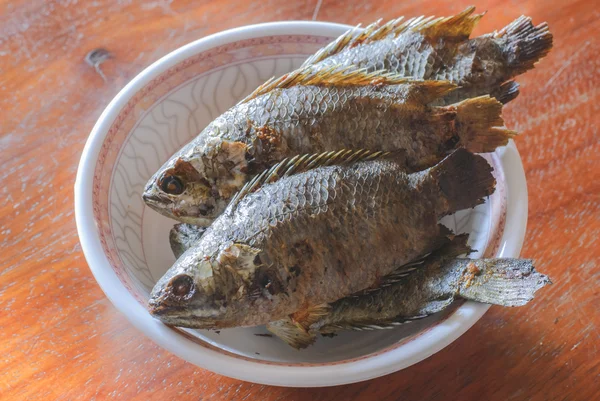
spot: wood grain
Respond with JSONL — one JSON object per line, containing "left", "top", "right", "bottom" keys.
{"left": 0, "top": 0, "right": 598, "bottom": 399}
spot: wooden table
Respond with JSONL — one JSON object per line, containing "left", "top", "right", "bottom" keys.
{"left": 1, "top": 0, "right": 598, "bottom": 399}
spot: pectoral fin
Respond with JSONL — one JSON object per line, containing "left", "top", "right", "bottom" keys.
{"left": 266, "top": 317, "right": 318, "bottom": 350}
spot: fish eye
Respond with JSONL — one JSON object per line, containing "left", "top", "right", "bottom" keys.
{"left": 160, "top": 175, "right": 185, "bottom": 195}
{"left": 169, "top": 274, "right": 194, "bottom": 297}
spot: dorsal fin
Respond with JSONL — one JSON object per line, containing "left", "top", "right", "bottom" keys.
{"left": 228, "top": 149, "right": 391, "bottom": 208}
{"left": 239, "top": 65, "right": 409, "bottom": 104}
{"left": 416, "top": 6, "right": 483, "bottom": 40}
{"left": 300, "top": 16, "right": 432, "bottom": 67}
{"left": 320, "top": 313, "right": 434, "bottom": 334}
{"left": 301, "top": 7, "right": 482, "bottom": 68}
{"left": 300, "top": 16, "right": 405, "bottom": 67}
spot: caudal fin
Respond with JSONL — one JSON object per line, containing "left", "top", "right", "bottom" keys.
{"left": 430, "top": 148, "right": 496, "bottom": 214}
{"left": 443, "top": 95, "right": 517, "bottom": 153}
{"left": 456, "top": 259, "right": 551, "bottom": 306}
{"left": 496, "top": 16, "right": 553, "bottom": 76}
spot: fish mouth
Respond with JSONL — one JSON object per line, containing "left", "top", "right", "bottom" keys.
{"left": 142, "top": 192, "right": 178, "bottom": 218}
{"left": 142, "top": 192, "right": 165, "bottom": 207}
{"left": 142, "top": 192, "right": 216, "bottom": 226}
{"left": 148, "top": 301, "right": 222, "bottom": 328}
{"left": 148, "top": 302, "right": 185, "bottom": 316}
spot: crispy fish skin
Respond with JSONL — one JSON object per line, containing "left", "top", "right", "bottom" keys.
{"left": 266, "top": 238, "right": 551, "bottom": 349}
{"left": 142, "top": 69, "right": 511, "bottom": 225}
{"left": 147, "top": 148, "right": 496, "bottom": 329}
{"left": 304, "top": 7, "right": 553, "bottom": 104}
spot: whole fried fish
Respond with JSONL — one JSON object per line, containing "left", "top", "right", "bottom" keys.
{"left": 266, "top": 236, "right": 551, "bottom": 349}
{"left": 167, "top": 226, "right": 551, "bottom": 349}
{"left": 148, "top": 148, "right": 495, "bottom": 328}
{"left": 303, "top": 7, "right": 553, "bottom": 104}
{"left": 143, "top": 68, "right": 511, "bottom": 225}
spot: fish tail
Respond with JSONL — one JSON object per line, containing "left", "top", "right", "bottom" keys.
{"left": 430, "top": 148, "right": 496, "bottom": 214}
{"left": 456, "top": 259, "right": 551, "bottom": 306}
{"left": 496, "top": 16, "right": 553, "bottom": 76}
{"left": 449, "top": 95, "right": 518, "bottom": 153}
{"left": 491, "top": 80, "right": 520, "bottom": 104}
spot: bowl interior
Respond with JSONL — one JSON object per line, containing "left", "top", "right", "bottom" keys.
{"left": 93, "top": 32, "right": 507, "bottom": 364}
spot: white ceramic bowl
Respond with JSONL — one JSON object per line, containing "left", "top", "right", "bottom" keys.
{"left": 75, "top": 21, "right": 528, "bottom": 387}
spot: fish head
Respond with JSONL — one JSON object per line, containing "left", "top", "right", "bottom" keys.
{"left": 142, "top": 127, "right": 251, "bottom": 226}
{"left": 148, "top": 242, "right": 280, "bottom": 328}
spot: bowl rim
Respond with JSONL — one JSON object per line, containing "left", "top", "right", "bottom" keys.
{"left": 74, "top": 20, "right": 528, "bottom": 387}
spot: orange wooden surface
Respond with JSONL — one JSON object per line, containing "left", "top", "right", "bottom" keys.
{"left": 1, "top": 0, "right": 599, "bottom": 399}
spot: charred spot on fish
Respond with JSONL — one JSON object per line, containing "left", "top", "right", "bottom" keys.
{"left": 255, "top": 269, "right": 283, "bottom": 296}
{"left": 471, "top": 57, "right": 485, "bottom": 74}
{"left": 169, "top": 274, "right": 194, "bottom": 297}
{"left": 291, "top": 240, "right": 313, "bottom": 259}
{"left": 443, "top": 135, "right": 461, "bottom": 150}
{"left": 289, "top": 265, "right": 301, "bottom": 277}
{"left": 259, "top": 274, "right": 272, "bottom": 290}
{"left": 198, "top": 177, "right": 211, "bottom": 188}
{"left": 245, "top": 160, "right": 260, "bottom": 175}
{"left": 159, "top": 174, "right": 185, "bottom": 195}
{"left": 213, "top": 291, "right": 226, "bottom": 302}
{"left": 256, "top": 125, "right": 282, "bottom": 146}
{"left": 253, "top": 125, "right": 285, "bottom": 161}
{"left": 173, "top": 159, "right": 203, "bottom": 181}
{"left": 197, "top": 203, "right": 213, "bottom": 216}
